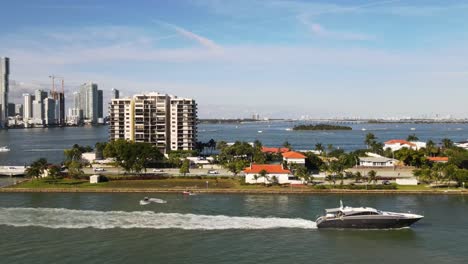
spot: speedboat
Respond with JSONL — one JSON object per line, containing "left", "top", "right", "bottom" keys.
{"left": 316, "top": 201, "right": 423, "bottom": 229}
{"left": 0, "top": 146, "right": 10, "bottom": 152}
{"left": 140, "top": 197, "right": 167, "bottom": 205}
{"left": 183, "top": 191, "right": 196, "bottom": 196}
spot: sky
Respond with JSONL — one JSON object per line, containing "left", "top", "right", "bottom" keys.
{"left": 1, "top": 0, "right": 468, "bottom": 119}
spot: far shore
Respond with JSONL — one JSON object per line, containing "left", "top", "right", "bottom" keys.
{"left": 1, "top": 187, "right": 467, "bottom": 195}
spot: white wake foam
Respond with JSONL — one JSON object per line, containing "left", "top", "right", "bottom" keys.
{"left": 0, "top": 207, "right": 317, "bottom": 230}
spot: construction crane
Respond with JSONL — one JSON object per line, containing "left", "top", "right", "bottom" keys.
{"left": 49, "top": 75, "right": 64, "bottom": 95}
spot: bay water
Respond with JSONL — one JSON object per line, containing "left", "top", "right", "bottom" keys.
{"left": 0, "top": 193, "right": 467, "bottom": 263}
{"left": 0, "top": 122, "right": 467, "bottom": 165}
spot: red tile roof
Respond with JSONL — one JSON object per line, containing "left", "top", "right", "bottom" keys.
{"left": 427, "top": 157, "right": 449, "bottom": 162}
{"left": 261, "top": 147, "right": 290, "bottom": 153}
{"left": 282, "top": 151, "right": 306, "bottom": 159}
{"left": 384, "top": 140, "right": 416, "bottom": 146}
{"left": 244, "top": 164, "right": 291, "bottom": 174}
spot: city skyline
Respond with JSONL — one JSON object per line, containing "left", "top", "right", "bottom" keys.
{"left": 1, "top": 1, "right": 468, "bottom": 118}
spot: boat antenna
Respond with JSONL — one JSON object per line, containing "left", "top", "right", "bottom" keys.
{"left": 340, "top": 200, "right": 343, "bottom": 208}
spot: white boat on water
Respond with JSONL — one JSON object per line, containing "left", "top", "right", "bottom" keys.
{"left": 410, "top": 128, "right": 416, "bottom": 131}
{"left": 0, "top": 146, "right": 10, "bottom": 152}
{"left": 140, "top": 197, "right": 167, "bottom": 205}
{"left": 258, "top": 130, "right": 263, "bottom": 133}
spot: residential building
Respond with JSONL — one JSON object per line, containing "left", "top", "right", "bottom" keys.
{"left": 170, "top": 96, "right": 197, "bottom": 151}
{"left": 50, "top": 91, "right": 65, "bottom": 125}
{"left": 384, "top": 140, "right": 426, "bottom": 152}
{"left": 455, "top": 141, "right": 468, "bottom": 150}
{"left": 427, "top": 157, "right": 449, "bottom": 163}
{"left": 32, "top": 90, "right": 48, "bottom": 126}
{"left": 43, "top": 98, "right": 55, "bottom": 125}
{"left": 244, "top": 164, "right": 303, "bottom": 184}
{"left": 0, "top": 57, "right": 9, "bottom": 127}
{"left": 23, "top": 93, "right": 34, "bottom": 125}
{"left": 15, "top": 104, "right": 23, "bottom": 117}
{"left": 111, "top": 88, "right": 119, "bottom": 99}
{"left": 261, "top": 147, "right": 290, "bottom": 154}
{"left": 109, "top": 98, "right": 133, "bottom": 140}
{"left": 67, "top": 107, "right": 83, "bottom": 125}
{"left": 282, "top": 151, "right": 306, "bottom": 165}
{"left": 97, "top": 89, "right": 104, "bottom": 123}
{"left": 109, "top": 92, "right": 197, "bottom": 153}
{"left": 358, "top": 157, "right": 397, "bottom": 167}
{"left": 76, "top": 82, "right": 102, "bottom": 124}
{"left": 32, "top": 99, "right": 44, "bottom": 125}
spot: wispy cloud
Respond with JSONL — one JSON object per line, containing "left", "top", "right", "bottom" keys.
{"left": 155, "top": 20, "right": 222, "bottom": 51}
{"left": 298, "top": 14, "right": 375, "bottom": 41}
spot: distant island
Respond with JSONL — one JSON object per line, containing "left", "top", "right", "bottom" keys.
{"left": 293, "top": 124, "right": 352, "bottom": 131}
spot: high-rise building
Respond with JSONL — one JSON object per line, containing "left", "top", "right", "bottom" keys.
{"left": 76, "top": 82, "right": 102, "bottom": 124}
{"left": 109, "top": 92, "right": 197, "bottom": 153}
{"left": 97, "top": 89, "right": 103, "bottom": 120}
{"left": 23, "top": 93, "right": 34, "bottom": 123}
{"left": 51, "top": 91, "right": 65, "bottom": 125}
{"left": 43, "top": 98, "right": 55, "bottom": 125}
{"left": 32, "top": 90, "right": 48, "bottom": 126}
{"left": 169, "top": 97, "right": 197, "bottom": 151}
{"left": 7, "top": 103, "right": 15, "bottom": 117}
{"left": 111, "top": 88, "right": 120, "bottom": 99}
{"left": 0, "top": 57, "right": 9, "bottom": 127}
{"left": 15, "top": 104, "right": 23, "bottom": 116}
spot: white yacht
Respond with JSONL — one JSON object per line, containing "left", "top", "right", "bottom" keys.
{"left": 316, "top": 201, "right": 423, "bottom": 229}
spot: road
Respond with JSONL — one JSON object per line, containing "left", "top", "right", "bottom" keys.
{"left": 83, "top": 167, "right": 235, "bottom": 177}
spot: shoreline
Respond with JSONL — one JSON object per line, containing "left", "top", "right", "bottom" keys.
{"left": 1, "top": 188, "right": 467, "bottom": 195}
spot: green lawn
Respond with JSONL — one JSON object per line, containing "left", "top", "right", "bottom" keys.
{"left": 8, "top": 178, "right": 467, "bottom": 192}
{"left": 10, "top": 178, "right": 239, "bottom": 189}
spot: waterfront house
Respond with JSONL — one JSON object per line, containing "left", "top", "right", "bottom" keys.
{"left": 358, "top": 157, "right": 397, "bottom": 167}
{"left": 244, "top": 164, "right": 302, "bottom": 184}
{"left": 427, "top": 157, "right": 449, "bottom": 163}
{"left": 261, "top": 147, "right": 290, "bottom": 154}
{"left": 384, "top": 140, "right": 426, "bottom": 152}
{"left": 455, "top": 141, "right": 468, "bottom": 150}
{"left": 282, "top": 151, "right": 306, "bottom": 165}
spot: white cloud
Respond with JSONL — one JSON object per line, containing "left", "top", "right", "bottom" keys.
{"left": 298, "top": 14, "right": 375, "bottom": 41}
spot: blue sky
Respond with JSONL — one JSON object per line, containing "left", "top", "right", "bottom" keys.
{"left": 1, "top": 0, "right": 468, "bottom": 118}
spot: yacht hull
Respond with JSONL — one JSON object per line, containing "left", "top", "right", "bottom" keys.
{"left": 317, "top": 217, "right": 422, "bottom": 229}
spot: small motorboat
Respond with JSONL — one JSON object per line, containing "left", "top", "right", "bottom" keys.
{"left": 140, "top": 197, "right": 150, "bottom": 205}
{"left": 316, "top": 201, "right": 423, "bottom": 229}
{"left": 183, "top": 191, "right": 196, "bottom": 196}
{"left": 140, "top": 197, "right": 167, "bottom": 205}
{"left": 258, "top": 130, "right": 263, "bottom": 133}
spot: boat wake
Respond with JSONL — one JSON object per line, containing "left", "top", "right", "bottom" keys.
{"left": 0, "top": 207, "right": 317, "bottom": 230}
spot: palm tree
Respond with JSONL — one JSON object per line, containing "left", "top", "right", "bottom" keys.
{"left": 426, "top": 140, "right": 437, "bottom": 157}
{"left": 441, "top": 138, "right": 454, "bottom": 149}
{"left": 364, "top": 133, "right": 377, "bottom": 149}
{"left": 25, "top": 158, "right": 48, "bottom": 180}
{"left": 355, "top": 171, "right": 362, "bottom": 183}
{"left": 253, "top": 174, "right": 260, "bottom": 184}
{"left": 315, "top": 143, "right": 324, "bottom": 155}
{"left": 407, "top": 134, "right": 419, "bottom": 142}
{"left": 283, "top": 141, "right": 292, "bottom": 150}
{"left": 367, "top": 170, "right": 378, "bottom": 185}
{"left": 259, "top": 169, "right": 269, "bottom": 184}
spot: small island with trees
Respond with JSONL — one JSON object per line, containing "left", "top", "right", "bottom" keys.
{"left": 293, "top": 124, "right": 352, "bottom": 131}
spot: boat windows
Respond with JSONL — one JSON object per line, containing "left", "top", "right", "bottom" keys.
{"left": 347, "top": 211, "right": 379, "bottom": 216}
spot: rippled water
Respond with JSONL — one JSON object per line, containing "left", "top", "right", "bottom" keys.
{"left": 0, "top": 122, "right": 468, "bottom": 165}
{"left": 0, "top": 193, "right": 467, "bottom": 264}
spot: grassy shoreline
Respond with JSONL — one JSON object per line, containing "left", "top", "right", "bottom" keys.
{"left": 2, "top": 178, "right": 467, "bottom": 195}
